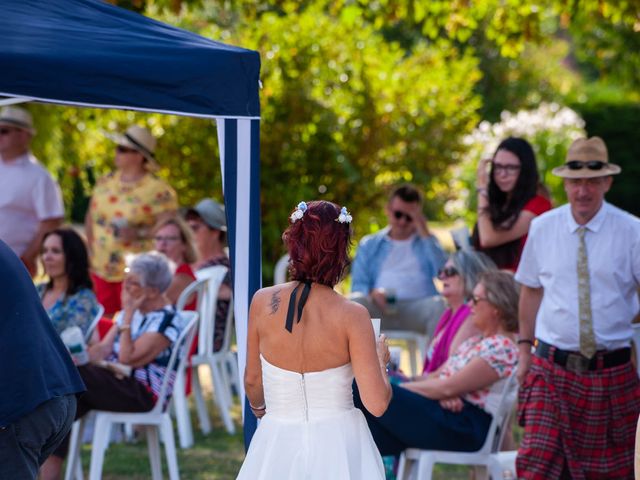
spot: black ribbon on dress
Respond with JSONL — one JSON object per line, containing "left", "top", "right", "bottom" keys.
{"left": 284, "top": 281, "right": 312, "bottom": 333}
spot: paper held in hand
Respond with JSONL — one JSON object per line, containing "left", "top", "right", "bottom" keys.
{"left": 371, "top": 318, "right": 380, "bottom": 338}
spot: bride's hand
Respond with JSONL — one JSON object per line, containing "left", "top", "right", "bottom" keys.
{"left": 376, "top": 334, "right": 390, "bottom": 367}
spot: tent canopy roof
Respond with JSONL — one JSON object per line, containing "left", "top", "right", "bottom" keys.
{"left": 2, "top": 0, "right": 260, "bottom": 118}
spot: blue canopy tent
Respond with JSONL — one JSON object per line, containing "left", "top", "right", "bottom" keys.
{"left": 2, "top": 0, "right": 261, "bottom": 445}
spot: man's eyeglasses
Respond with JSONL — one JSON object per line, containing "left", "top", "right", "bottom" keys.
{"left": 492, "top": 163, "right": 521, "bottom": 175}
{"left": 116, "top": 145, "right": 139, "bottom": 154}
{"left": 469, "top": 295, "right": 489, "bottom": 305}
{"left": 0, "top": 127, "right": 18, "bottom": 135}
{"left": 393, "top": 210, "right": 412, "bottom": 222}
{"left": 438, "top": 266, "right": 459, "bottom": 279}
{"left": 566, "top": 160, "right": 606, "bottom": 171}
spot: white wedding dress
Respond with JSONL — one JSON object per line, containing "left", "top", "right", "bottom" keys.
{"left": 236, "top": 354, "right": 385, "bottom": 479}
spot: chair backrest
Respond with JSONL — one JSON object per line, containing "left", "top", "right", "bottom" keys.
{"left": 477, "top": 368, "right": 519, "bottom": 455}
{"left": 175, "top": 277, "right": 208, "bottom": 313}
{"left": 151, "top": 310, "right": 199, "bottom": 414}
{"left": 273, "top": 254, "right": 290, "bottom": 285}
{"left": 194, "top": 265, "right": 229, "bottom": 355}
{"left": 84, "top": 304, "right": 105, "bottom": 343}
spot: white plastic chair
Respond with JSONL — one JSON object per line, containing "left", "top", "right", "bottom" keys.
{"left": 171, "top": 277, "right": 208, "bottom": 449}
{"left": 187, "top": 265, "right": 237, "bottom": 436}
{"left": 273, "top": 253, "right": 289, "bottom": 285}
{"left": 396, "top": 370, "right": 519, "bottom": 480}
{"left": 382, "top": 330, "right": 428, "bottom": 377}
{"left": 64, "top": 311, "right": 199, "bottom": 480}
{"left": 84, "top": 304, "right": 105, "bottom": 343}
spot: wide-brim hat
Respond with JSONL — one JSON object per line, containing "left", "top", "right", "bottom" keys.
{"left": 106, "top": 125, "right": 158, "bottom": 171}
{"left": 552, "top": 136, "right": 621, "bottom": 179}
{"left": 0, "top": 106, "right": 36, "bottom": 135}
{"left": 187, "top": 198, "right": 227, "bottom": 231}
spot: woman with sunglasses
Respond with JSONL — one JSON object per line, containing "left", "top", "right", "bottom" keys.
{"left": 153, "top": 216, "right": 198, "bottom": 308}
{"left": 354, "top": 270, "right": 518, "bottom": 456}
{"left": 85, "top": 125, "right": 177, "bottom": 317}
{"left": 472, "top": 137, "right": 551, "bottom": 271}
{"left": 421, "top": 250, "right": 496, "bottom": 375}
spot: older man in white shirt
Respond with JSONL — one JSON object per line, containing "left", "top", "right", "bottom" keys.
{"left": 0, "top": 106, "right": 64, "bottom": 275}
{"left": 515, "top": 136, "right": 640, "bottom": 479}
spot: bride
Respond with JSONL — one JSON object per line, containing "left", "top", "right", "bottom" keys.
{"left": 237, "top": 200, "right": 392, "bottom": 479}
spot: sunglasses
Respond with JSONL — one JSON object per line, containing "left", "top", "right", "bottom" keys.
{"left": 566, "top": 160, "right": 607, "bottom": 171}
{"left": 0, "top": 127, "right": 18, "bottom": 135}
{"left": 393, "top": 210, "right": 413, "bottom": 222}
{"left": 469, "top": 295, "right": 489, "bottom": 305}
{"left": 116, "top": 145, "right": 139, "bottom": 154}
{"left": 438, "top": 266, "right": 459, "bottom": 279}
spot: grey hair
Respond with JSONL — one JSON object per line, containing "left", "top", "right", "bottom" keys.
{"left": 478, "top": 270, "right": 519, "bottom": 332}
{"left": 126, "top": 251, "right": 174, "bottom": 293}
{"left": 449, "top": 250, "right": 497, "bottom": 300}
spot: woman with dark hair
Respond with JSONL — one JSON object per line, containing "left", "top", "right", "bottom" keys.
{"left": 37, "top": 228, "right": 99, "bottom": 336}
{"left": 472, "top": 137, "right": 552, "bottom": 271}
{"left": 237, "top": 201, "right": 392, "bottom": 479}
{"left": 355, "top": 270, "right": 519, "bottom": 455}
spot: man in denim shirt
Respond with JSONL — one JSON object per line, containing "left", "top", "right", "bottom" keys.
{"left": 351, "top": 184, "right": 447, "bottom": 337}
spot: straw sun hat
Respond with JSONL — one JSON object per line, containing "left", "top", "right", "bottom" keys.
{"left": 552, "top": 136, "right": 621, "bottom": 179}
{"left": 0, "top": 106, "right": 36, "bottom": 135}
{"left": 106, "top": 125, "right": 158, "bottom": 171}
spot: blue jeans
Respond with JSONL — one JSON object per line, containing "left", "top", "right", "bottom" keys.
{"left": 0, "top": 395, "right": 76, "bottom": 480}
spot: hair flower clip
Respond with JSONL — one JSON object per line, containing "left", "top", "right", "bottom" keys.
{"left": 336, "top": 206, "right": 353, "bottom": 224}
{"left": 290, "top": 201, "right": 308, "bottom": 223}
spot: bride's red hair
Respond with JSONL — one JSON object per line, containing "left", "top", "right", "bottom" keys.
{"left": 283, "top": 200, "right": 352, "bottom": 287}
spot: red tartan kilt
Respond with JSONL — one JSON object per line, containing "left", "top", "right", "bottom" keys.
{"left": 517, "top": 355, "right": 640, "bottom": 480}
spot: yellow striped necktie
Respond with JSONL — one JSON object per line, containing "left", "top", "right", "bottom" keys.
{"left": 577, "top": 226, "right": 597, "bottom": 358}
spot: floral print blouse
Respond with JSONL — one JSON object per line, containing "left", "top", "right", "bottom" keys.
{"left": 37, "top": 284, "right": 100, "bottom": 336}
{"left": 88, "top": 171, "right": 177, "bottom": 282}
{"left": 439, "top": 334, "right": 517, "bottom": 415}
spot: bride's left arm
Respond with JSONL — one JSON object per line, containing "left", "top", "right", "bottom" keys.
{"left": 401, "top": 357, "right": 498, "bottom": 400}
{"left": 245, "top": 293, "right": 265, "bottom": 418}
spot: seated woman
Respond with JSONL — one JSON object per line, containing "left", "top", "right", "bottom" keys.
{"left": 355, "top": 270, "right": 518, "bottom": 455}
{"left": 41, "top": 252, "right": 188, "bottom": 480}
{"left": 153, "top": 216, "right": 198, "bottom": 308}
{"left": 422, "top": 250, "right": 496, "bottom": 375}
{"left": 37, "top": 228, "right": 99, "bottom": 336}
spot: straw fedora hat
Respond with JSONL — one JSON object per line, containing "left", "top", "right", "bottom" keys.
{"left": 106, "top": 125, "right": 158, "bottom": 171}
{"left": 552, "top": 136, "right": 621, "bottom": 179}
{"left": 0, "top": 106, "right": 36, "bottom": 135}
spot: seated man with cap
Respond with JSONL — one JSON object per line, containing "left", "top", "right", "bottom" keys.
{"left": 185, "top": 198, "right": 232, "bottom": 351}
{"left": 0, "top": 106, "right": 64, "bottom": 275}
{"left": 85, "top": 124, "right": 177, "bottom": 316}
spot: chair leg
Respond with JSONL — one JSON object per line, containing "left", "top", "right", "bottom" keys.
{"left": 415, "top": 453, "right": 435, "bottom": 480}
{"left": 172, "top": 370, "right": 194, "bottom": 449}
{"left": 146, "top": 425, "right": 163, "bottom": 480}
{"left": 64, "top": 418, "right": 84, "bottom": 480}
{"left": 396, "top": 453, "right": 410, "bottom": 480}
{"left": 161, "top": 414, "right": 180, "bottom": 480}
{"left": 407, "top": 339, "right": 419, "bottom": 377}
{"left": 192, "top": 365, "right": 212, "bottom": 434}
{"left": 89, "top": 415, "right": 111, "bottom": 480}
{"left": 208, "top": 359, "right": 235, "bottom": 434}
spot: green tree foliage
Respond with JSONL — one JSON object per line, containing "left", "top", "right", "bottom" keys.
{"left": 29, "top": 0, "right": 638, "bottom": 281}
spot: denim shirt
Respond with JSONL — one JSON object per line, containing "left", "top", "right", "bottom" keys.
{"left": 351, "top": 226, "right": 447, "bottom": 296}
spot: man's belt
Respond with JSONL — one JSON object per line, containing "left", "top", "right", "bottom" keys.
{"left": 535, "top": 340, "right": 631, "bottom": 374}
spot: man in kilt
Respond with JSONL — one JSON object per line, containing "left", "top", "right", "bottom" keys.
{"left": 514, "top": 136, "right": 640, "bottom": 479}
